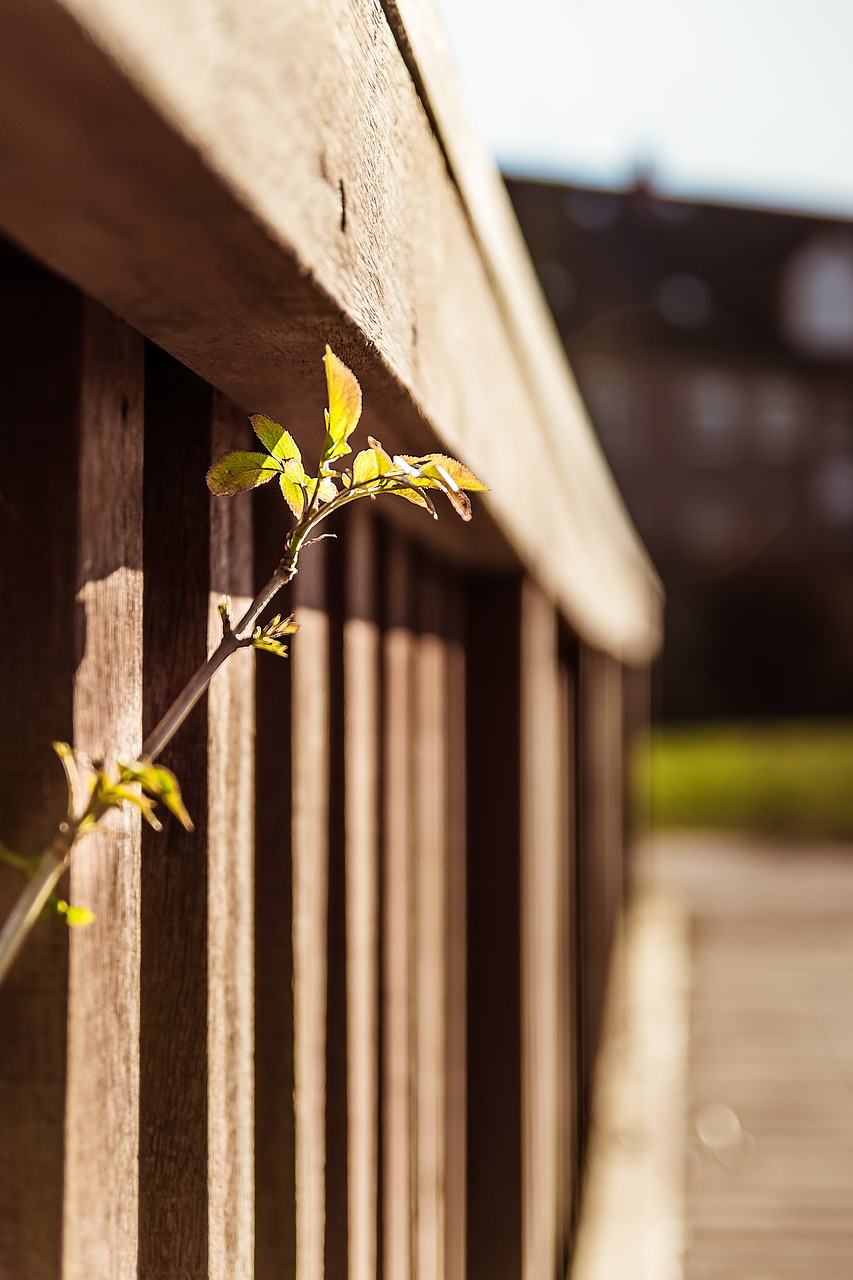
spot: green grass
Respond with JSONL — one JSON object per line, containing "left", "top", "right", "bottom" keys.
{"left": 640, "top": 722, "right": 853, "bottom": 840}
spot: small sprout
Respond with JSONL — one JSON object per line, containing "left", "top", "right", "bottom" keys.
{"left": 252, "top": 613, "right": 299, "bottom": 659}
{"left": 56, "top": 900, "right": 95, "bottom": 928}
{"left": 219, "top": 597, "right": 233, "bottom": 637}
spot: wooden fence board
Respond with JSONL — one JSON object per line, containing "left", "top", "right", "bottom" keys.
{"left": 63, "top": 301, "right": 144, "bottom": 1280}
{"left": 0, "top": 252, "right": 79, "bottom": 1280}
{"left": 343, "top": 505, "right": 380, "bottom": 1280}
{"left": 206, "top": 393, "right": 255, "bottom": 1277}
{"left": 443, "top": 584, "right": 467, "bottom": 1280}
{"left": 520, "top": 581, "right": 562, "bottom": 1280}
{"left": 382, "top": 535, "right": 416, "bottom": 1280}
{"left": 291, "top": 549, "right": 331, "bottom": 1280}
{"left": 414, "top": 568, "right": 449, "bottom": 1280}
{"left": 465, "top": 576, "right": 523, "bottom": 1280}
{"left": 138, "top": 345, "right": 212, "bottom": 1279}
{"left": 253, "top": 487, "right": 297, "bottom": 1279}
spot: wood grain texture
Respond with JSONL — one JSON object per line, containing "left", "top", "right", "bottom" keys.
{"left": 382, "top": 535, "right": 416, "bottom": 1280}
{"left": 0, "top": 249, "right": 79, "bottom": 1280}
{"left": 556, "top": 656, "right": 579, "bottom": 1256}
{"left": 207, "top": 393, "right": 255, "bottom": 1278}
{"left": 138, "top": 345, "right": 212, "bottom": 1279}
{"left": 291, "top": 550, "right": 331, "bottom": 1280}
{"left": 63, "top": 301, "right": 144, "bottom": 1280}
{"left": 0, "top": 0, "right": 661, "bottom": 660}
{"left": 519, "top": 580, "right": 562, "bottom": 1280}
{"left": 414, "top": 568, "right": 448, "bottom": 1280}
{"left": 343, "top": 506, "right": 380, "bottom": 1280}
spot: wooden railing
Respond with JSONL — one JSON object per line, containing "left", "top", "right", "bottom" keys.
{"left": 0, "top": 2, "right": 661, "bottom": 1277}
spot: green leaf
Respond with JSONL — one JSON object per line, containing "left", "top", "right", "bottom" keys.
{"left": 352, "top": 448, "right": 381, "bottom": 484}
{"left": 249, "top": 415, "right": 302, "bottom": 464}
{"left": 322, "top": 347, "right": 362, "bottom": 462}
{"left": 117, "top": 760, "right": 194, "bottom": 832}
{"left": 101, "top": 782, "right": 162, "bottom": 830}
{"left": 206, "top": 451, "right": 281, "bottom": 495}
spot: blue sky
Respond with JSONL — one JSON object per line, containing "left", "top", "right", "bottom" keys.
{"left": 432, "top": 0, "right": 853, "bottom": 216}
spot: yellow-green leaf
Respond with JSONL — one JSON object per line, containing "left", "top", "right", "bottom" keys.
{"left": 322, "top": 347, "right": 362, "bottom": 461}
{"left": 352, "top": 448, "right": 380, "bottom": 484}
{"left": 386, "top": 485, "right": 437, "bottom": 517}
{"left": 207, "top": 451, "right": 281, "bottom": 495}
{"left": 413, "top": 454, "right": 487, "bottom": 491}
{"left": 249, "top": 414, "right": 301, "bottom": 464}
{"left": 57, "top": 900, "right": 95, "bottom": 928}
{"left": 280, "top": 470, "right": 305, "bottom": 519}
{"left": 367, "top": 437, "right": 394, "bottom": 473}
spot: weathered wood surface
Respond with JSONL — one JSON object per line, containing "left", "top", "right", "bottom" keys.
{"left": 290, "top": 550, "right": 331, "bottom": 1280}
{"left": 382, "top": 536, "right": 417, "bottom": 1280}
{"left": 64, "top": 303, "right": 144, "bottom": 1280}
{"left": 0, "top": 0, "right": 661, "bottom": 662}
{"left": 343, "top": 505, "right": 380, "bottom": 1280}
{"left": 206, "top": 393, "right": 255, "bottom": 1278}
{"left": 643, "top": 833, "right": 853, "bottom": 1280}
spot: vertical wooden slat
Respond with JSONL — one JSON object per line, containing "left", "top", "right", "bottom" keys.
{"left": 254, "top": 486, "right": 296, "bottom": 1279}
{"left": 465, "top": 576, "right": 523, "bottom": 1280}
{"left": 0, "top": 248, "right": 78, "bottom": 1280}
{"left": 520, "top": 579, "right": 562, "bottom": 1280}
{"left": 343, "top": 505, "right": 380, "bottom": 1280}
{"left": 382, "top": 534, "right": 416, "bottom": 1280}
{"left": 326, "top": 529, "right": 348, "bottom": 1280}
{"left": 414, "top": 567, "right": 448, "bottom": 1280}
{"left": 138, "top": 345, "right": 212, "bottom": 1279}
{"left": 556, "top": 652, "right": 579, "bottom": 1259}
{"left": 207, "top": 392, "right": 255, "bottom": 1277}
{"left": 443, "top": 582, "right": 467, "bottom": 1280}
{"left": 291, "top": 547, "right": 330, "bottom": 1280}
{"left": 63, "top": 301, "right": 144, "bottom": 1280}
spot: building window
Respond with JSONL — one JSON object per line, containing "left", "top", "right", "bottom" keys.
{"left": 782, "top": 233, "right": 853, "bottom": 358}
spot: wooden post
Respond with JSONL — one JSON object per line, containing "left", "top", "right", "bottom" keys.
{"left": 63, "top": 302, "right": 145, "bottom": 1279}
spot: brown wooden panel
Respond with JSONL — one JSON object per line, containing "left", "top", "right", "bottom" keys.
{"left": 519, "top": 580, "right": 561, "bottom": 1280}
{"left": 206, "top": 392, "right": 255, "bottom": 1277}
{"left": 556, "top": 649, "right": 580, "bottom": 1259}
{"left": 63, "top": 301, "right": 144, "bottom": 1279}
{"left": 443, "top": 581, "right": 467, "bottom": 1280}
{"left": 291, "top": 547, "right": 330, "bottom": 1280}
{"left": 465, "top": 575, "right": 523, "bottom": 1280}
{"left": 0, "top": 247, "right": 79, "bottom": 1280}
{"left": 414, "top": 565, "right": 448, "bottom": 1280}
{"left": 577, "top": 646, "right": 624, "bottom": 1127}
{"left": 381, "top": 533, "right": 416, "bottom": 1280}
{"left": 254, "top": 482, "right": 296, "bottom": 1279}
{"left": 343, "top": 504, "right": 380, "bottom": 1280}
{"left": 138, "top": 344, "right": 212, "bottom": 1278}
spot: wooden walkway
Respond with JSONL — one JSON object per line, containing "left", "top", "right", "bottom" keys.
{"left": 574, "top": 831, "right": 853, "bottom": 1280}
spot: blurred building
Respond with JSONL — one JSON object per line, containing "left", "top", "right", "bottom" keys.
{"left": 506, "top": 176, "right": 853, "bottom": 720}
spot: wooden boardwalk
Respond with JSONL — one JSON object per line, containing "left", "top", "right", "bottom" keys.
{"left": 645, "top": 832, "right": 853, "bottom": 1280}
